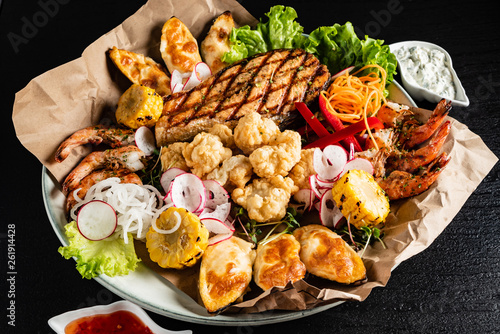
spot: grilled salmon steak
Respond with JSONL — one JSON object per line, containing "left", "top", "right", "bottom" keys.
{"left": 155, "top": 48, "right": 330, "bottom": 146}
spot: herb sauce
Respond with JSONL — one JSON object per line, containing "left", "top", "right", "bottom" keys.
{"left": 395, "top": 45, "right": 456, "bottom": 99}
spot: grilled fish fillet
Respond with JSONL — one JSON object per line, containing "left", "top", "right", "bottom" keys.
{"left": 155, "top": 48, "right": 330, "bottom": 146}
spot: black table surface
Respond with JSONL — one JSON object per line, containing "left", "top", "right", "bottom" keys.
{"left": 2, "top": 0, "right": 499, "bottom": 333}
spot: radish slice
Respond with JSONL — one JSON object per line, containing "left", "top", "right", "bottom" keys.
{"left": 313, "top": 146, "right": 347, "bottom": 181}
{"left": 203, "top": 180, "right": 230, "bottom": 209}
{"left": 160, "top": 168, "right": 187, "bottom": 194}
{"left": 341, "top": 158, "right": 374, "bottom": 177}
{"left": 309, "top": 175, "right": 329, "bottom": 199}
{"left": 134, "top": 126, "right": 156, "bottom": 156}
{"left": 169, "top": 173, "right": 206, "bottom": 213}
{"left": 77, "top": 200, "right": 117, "bottom": 241}
{"left": 315, "top": 175, "right": 334, "bottom": 188}
{"left": 319, "top": 191, "right": 344, "bottom": 228}
{"left": 183, "top": 62, "right": 212, "bottom": 91}
{"left": 331, "top": 66, "right": 355, "bottom": 80}
{"left": 201, "top": 217, "right": 234, "bottom": 234}
{"left": 193, "top": 62, "right": 212, "bottom": 81}
{"left": 293, "top": 188, "right": 315, "bottom": 211}
{"left": 208, "top": 232, "right": 233, "bottom": 246}
{"left": 199, "top": 202, "right": 232, "bottom": 223}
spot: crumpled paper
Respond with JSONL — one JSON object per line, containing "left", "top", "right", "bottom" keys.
{"left": 12, "top": 0, "right": 498, "bottom": 315}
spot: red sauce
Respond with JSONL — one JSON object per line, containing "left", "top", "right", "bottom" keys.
{"left": 64, "top": 310, "right": 154, "bottom": 334}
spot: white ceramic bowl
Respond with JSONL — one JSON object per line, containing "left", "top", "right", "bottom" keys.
{"left": 48, "top": 300, "right": 192, "bottom": 334}
{"left": 389, "top": 40, "right": 469, "bottom": 107}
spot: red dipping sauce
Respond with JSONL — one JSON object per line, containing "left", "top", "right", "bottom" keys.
{"left": 64, "top": 310, "right": 154, "bottom": 334}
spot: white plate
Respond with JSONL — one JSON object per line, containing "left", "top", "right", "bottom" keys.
{"left": 389, "top": 40, "right": 469, "bottom": 107}
{"left": 42, "top": 81, "right": 415, "bottom": 326}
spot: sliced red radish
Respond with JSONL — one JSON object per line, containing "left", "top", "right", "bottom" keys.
{"left": 134, "top": 126, "right": 156, "bottom": 156}
{"left": 160, "top": 168, "right": 187, "bottom": 193}
{"left": 198, "top": 202, "right": 231, "bottom": 223}
{"left": 170, "top": 70, "right": 190, "bottom": 93}
{"left": 193, "top": 62, "right": 212, "bottom": 81}
{"left": 341, "top": 158, "right": 374, "bottom": 177}
{"left": 169, "top": 173, "right": 206, "bottom": 213}
{"left": 201, "top": 217, "right": 234, "bottom": 234}
{"left": 315, "top": 174, "right": 334, "bottom": 188}
{"left": 208, "top": 233, "right": 233, "bottom": 246}
{"left": 309, "top": 175, "right": 329, "bottom": 199}
{"left": 203, "top": 180, "right": 230, "bottom": 209}
{"left": 77, "top": 200, "right": 117, "bottom": 241}
{"left": 319, "top": 191, "right": 344, "bottom": 228}
{"left": 331, "top": 66, "right": 355, "bottom": 80}
{"left": 183, "top": 62, "right": 212, "bottom": 91}
{"left": 313, "top": 146, "right": 347, "bottom": 181}
{"left": 293, "top": 188, "right": 315, "bottom": 211}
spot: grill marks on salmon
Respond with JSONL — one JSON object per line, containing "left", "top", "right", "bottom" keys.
{"left": 155, "top": 49, "right": 330, "bottom": 146}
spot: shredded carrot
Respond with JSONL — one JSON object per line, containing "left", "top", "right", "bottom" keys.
{"left": 321, "top": 64, "right": 388, "bottom": 150}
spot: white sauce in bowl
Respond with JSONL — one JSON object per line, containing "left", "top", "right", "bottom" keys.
{"left": 395, "top": 45, "right": 456, "bottom": 100}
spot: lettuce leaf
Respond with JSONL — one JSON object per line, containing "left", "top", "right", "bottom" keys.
{"left": 58, "top": 221, "right": 140, "bottom": 279}
{"left": 222, "top": 5, "right": 304, "bottom": 64}
{"left": 302, "top": 22, "right": 397, "bottom": 86}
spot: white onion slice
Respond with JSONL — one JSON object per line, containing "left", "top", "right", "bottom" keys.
{"left": 134, "top": 126, "right": 156, "bottom": 156}
{"left": 77, "top": 200, "right": 117, "bottom": 241}
{"left": 152, "top": 208, "right": 181, "bottom": 234}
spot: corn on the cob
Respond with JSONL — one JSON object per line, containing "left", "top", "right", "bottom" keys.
{"left": 146, "top": 207, "right": 209, "bottom": 269}
{"left": 115, "top": 84, "right": 163, "bottom": 129}
{"left": 331, "top": 169, "right": 390, "bottom": 229}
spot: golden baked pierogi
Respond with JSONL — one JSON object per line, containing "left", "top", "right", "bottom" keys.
{"left": 293, "top": 225, "right": 366, "bottom": 284}
{"left": 198, "top": 236, "right": 256, "bottom": 313}
{"left": 253, "top": 234, "right": 306, "bottom": 291}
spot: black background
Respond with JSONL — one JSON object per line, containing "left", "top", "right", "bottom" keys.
{"left": 1, "top": 0, "right": 499, "bottom": 333}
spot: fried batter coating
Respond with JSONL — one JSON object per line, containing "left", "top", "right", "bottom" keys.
{"left": 232, "top": 175, "right": 298, "bottom": 222}
{"left": 160, "top": 142, "right": 190, "bottom": 172}
{"left": 288, "top": 148, "right": 316, "bottom": 191}
{"left": 182, "top": 132, "right": 232, "bottom": 177}
{"left": 233, "top": 112, "right": 280, "bottom": 155}
{"left": 205, "top": 155, "right": 253, "bottom": 189}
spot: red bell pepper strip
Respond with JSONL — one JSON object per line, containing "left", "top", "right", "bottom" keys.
{"left": 318, "top": 93, "right": 363, "bottom": 152}
{"left": 295, "top": 102, "right": 330, "bottom": 138}
{"left": 304, "top": 117, "right": 384, "bottom": 149}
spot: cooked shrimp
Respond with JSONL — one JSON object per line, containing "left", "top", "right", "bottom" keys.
{"left": 55, "top": 125, "right": 135, "bottom": 162}
{"left": 386, "top": 121, "right": 451, "bottom": 174}
{"left": 62, "top": 145, "right": 145, "bottom": 194}
{"left": 65, "top": 169, "right": 142, "bottom": 212}
{"left": 399, "top": 99, "right": 451, "bottom": 148}
{"left": 376, "top": 152, "right": 450, "bottom": 200}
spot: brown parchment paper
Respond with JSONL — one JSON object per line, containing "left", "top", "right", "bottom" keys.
{"left": 12, "top": 0, "right": 498, "bottom": 315}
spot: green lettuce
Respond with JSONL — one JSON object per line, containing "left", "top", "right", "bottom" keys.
{"left": 58, "top": 221, "right": 140, "bottom": 279}
{"left": 221, "top": 5, "right": 305, "bottom": 64}
{"left": 302, "top": 22, "right": 397, "bottom": 86}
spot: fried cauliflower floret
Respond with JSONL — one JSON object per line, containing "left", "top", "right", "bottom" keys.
{"left": 232, "top": 176, "right": 298, "bottom": 222}
{"left": 183, "top": 132, "right": 232, "bottom": 177}
{"left": 205, "top": 155, "right": 253, "bottom": 189}
{"left": 209, "top": 123, "right": 236, "bottom": 149}
{"left": 160, "top": 142, "right": 190, "bottom": 172}
{"left": 288, "top": 148, "right": 316, "bottom": 191}
{"left": 233, "top": 112, "right": 280, "bottom": 155}
{"left": 249, "top": 130, "right": 302, "bottom": 178}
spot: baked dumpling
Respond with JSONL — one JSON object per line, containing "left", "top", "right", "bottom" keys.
{"left": 108, "top": 47, "right": 171, "bottom": 96}
{"left": 198, "top": 236, "right": 255, "bottom": 313}
{"left": 293, "top": 224, "right": 366, "bottom": 284}
{"left": 200, "top": 11, "right": 234, "bottom": 74}
{"left": 160, "top": 17, "right": 202, "bottom": 75}
{"left": 253, "top": 234, "right": 306, "bottom": 291}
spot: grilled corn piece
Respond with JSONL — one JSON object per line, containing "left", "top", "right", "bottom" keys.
{"left": 146, "top": 207, "right": 209, "bottom": 269}
{"left": 331, "top": 169, "right": 390, "bottom": 229}
{"left": 115, "top": 84, "right": 163, "bottom": 129}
